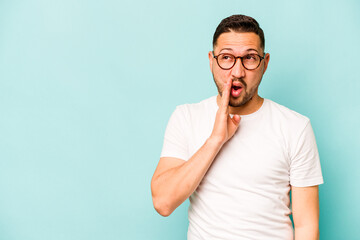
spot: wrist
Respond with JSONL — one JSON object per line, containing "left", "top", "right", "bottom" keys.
{"left": 206, "top": 136, "right": 225, "bottom": 149}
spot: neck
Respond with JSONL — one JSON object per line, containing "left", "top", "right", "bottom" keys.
{"left": 216, "top": 94, "right": 264, "bottom": 115}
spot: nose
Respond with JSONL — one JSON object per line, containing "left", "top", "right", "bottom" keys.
{"left": 231, "top": 57, "right": 246, "bottom": 78}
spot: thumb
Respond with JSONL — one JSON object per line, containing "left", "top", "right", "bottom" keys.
{"left": 231, "top": 114, "right": 241, "bottom": 126}
{"left": 228, "top": 114, "right": 241, "bottom": 133}
{"left": 227, "top": 114, "right": 241, "bottom": 137}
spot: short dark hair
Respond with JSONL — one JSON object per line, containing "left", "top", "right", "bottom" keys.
{"left": 213, "top": 14, "right": 265, "bottom": 50}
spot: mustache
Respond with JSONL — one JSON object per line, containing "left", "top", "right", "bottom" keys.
{"left": 232, "top": 78, "right": 247, "bottom": 88}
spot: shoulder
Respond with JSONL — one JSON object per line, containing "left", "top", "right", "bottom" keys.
{"left": 265, "top": 99, "right": 310, "bottom": 128}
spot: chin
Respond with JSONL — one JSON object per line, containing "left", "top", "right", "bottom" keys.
{"left": 229, "top": 99, "right": 246, "bottom": 107}
{"left": 229, "top": 95, "right": 253, "bottom": 107}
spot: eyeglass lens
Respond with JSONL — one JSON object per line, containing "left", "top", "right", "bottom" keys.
{"left": 217, "top": 54, "right": 261, "bottom": 70}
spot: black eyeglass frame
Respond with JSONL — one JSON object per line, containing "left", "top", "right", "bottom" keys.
{"left": 212, "top": 51, "right": 265, "bottom": 70}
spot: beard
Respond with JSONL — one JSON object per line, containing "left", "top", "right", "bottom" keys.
{"left": 212, "top": 75, "right": 261, "bottom": 107}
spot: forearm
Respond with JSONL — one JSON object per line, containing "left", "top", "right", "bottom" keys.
{"left": 292, "top": 185, "right": 320, "bottom": 240}
{"left": 294, "top": 225, "right": 319, "bottom": 240}
{"left": 152, "top": 79, "right": 240, "bottom": 216}
{"left": 151, "top": 137, "right": 223, "bottom": 216}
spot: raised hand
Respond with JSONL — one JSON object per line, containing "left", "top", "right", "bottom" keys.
{"left": 210, "top": 78, "right": 241, "bottom": 146}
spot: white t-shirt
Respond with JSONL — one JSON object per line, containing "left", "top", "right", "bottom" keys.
{"left": 160, "top": 96, "right": 324, "bottom": 240}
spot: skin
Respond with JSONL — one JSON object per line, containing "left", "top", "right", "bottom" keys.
{"left": 151, "top": 30, "right": 320, "bottom": 240}
{"left": 292, "top": 185, "right": 320, "bottom": 240}
{"left": 151, "top": 78, "right": 238, "bottom": 216}
{"left": 209, "top": 31, "right": 269, "bottom": 115}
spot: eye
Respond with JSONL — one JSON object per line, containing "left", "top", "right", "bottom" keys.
{"left": 245, "top": 54, "right": 257, "bottom": 60}
{"left": 219, "top": 54, "right": 234, "bottom": 61}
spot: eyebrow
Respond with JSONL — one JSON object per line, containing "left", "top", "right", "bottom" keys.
{"left": 219, "top": 48, "right": 259, "bottom": 54}
{"left": 246, "top": 48, "right": 260, "bottom": 53}
{"left": 219, "top": 48, "right": 234, "bottom": 52}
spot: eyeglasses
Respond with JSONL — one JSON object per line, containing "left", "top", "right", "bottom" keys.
{"left": 213, "top": 52, "right": 265, "bottom": 70}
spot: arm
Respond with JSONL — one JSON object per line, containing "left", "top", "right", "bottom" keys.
{"left": 151, "top": 78, "right": 241, "bottom": 217}
{"left": 291, "top": 185, "right": 320, "bottom": 240}
{"left": 151, "top": 139, "right": 223, "bottom": 217}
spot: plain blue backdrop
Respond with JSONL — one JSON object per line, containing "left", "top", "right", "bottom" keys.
{"left": 0, "top": 0, "right": 359, "bottom": 239}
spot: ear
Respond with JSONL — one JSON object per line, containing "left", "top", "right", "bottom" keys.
{"left": 208, "top": 51, "right": 214, "bottom": 71}
{"left": 263, "top": 53, "right": 270, "bottom": 74}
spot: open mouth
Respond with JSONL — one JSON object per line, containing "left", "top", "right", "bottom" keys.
{"left": 231, "top": 85, "right": 243, "bottom": 97}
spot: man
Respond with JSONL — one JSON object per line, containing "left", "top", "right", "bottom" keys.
{"left": 151, "top": 14, "right": 323, "bottom": 240}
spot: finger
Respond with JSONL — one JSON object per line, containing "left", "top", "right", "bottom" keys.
{"left": 231, "top": 114, "right": 241, "bottom": 125}
{"left": 220, "top": 79, "right": 232, "bottom": 111}
{"left": 228, "top": 114, "right": 241, "bottom": 135}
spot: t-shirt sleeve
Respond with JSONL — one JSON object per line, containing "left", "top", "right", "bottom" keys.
{"left": 289, "top": 120, "right": 324, "bottom": 187}
{"left": 160, "top": 106, "right": 189, "bottom": 161}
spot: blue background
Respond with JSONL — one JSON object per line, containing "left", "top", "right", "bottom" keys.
{"left": 0, "top": 0, "right": 359, "bottom": 239}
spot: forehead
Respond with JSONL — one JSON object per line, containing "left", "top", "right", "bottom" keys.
{"left": 214, "top": 31, "right": 262, "bottom": 53}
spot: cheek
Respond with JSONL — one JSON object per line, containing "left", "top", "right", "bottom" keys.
{"left": 213, "top": 69, "right": 225, "bottom": 81}
{"left": 245, "top": 72, "right": 262, "bottom": 87}
{"left": 216, "top": 70, "right": 231, "bottom": 81}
